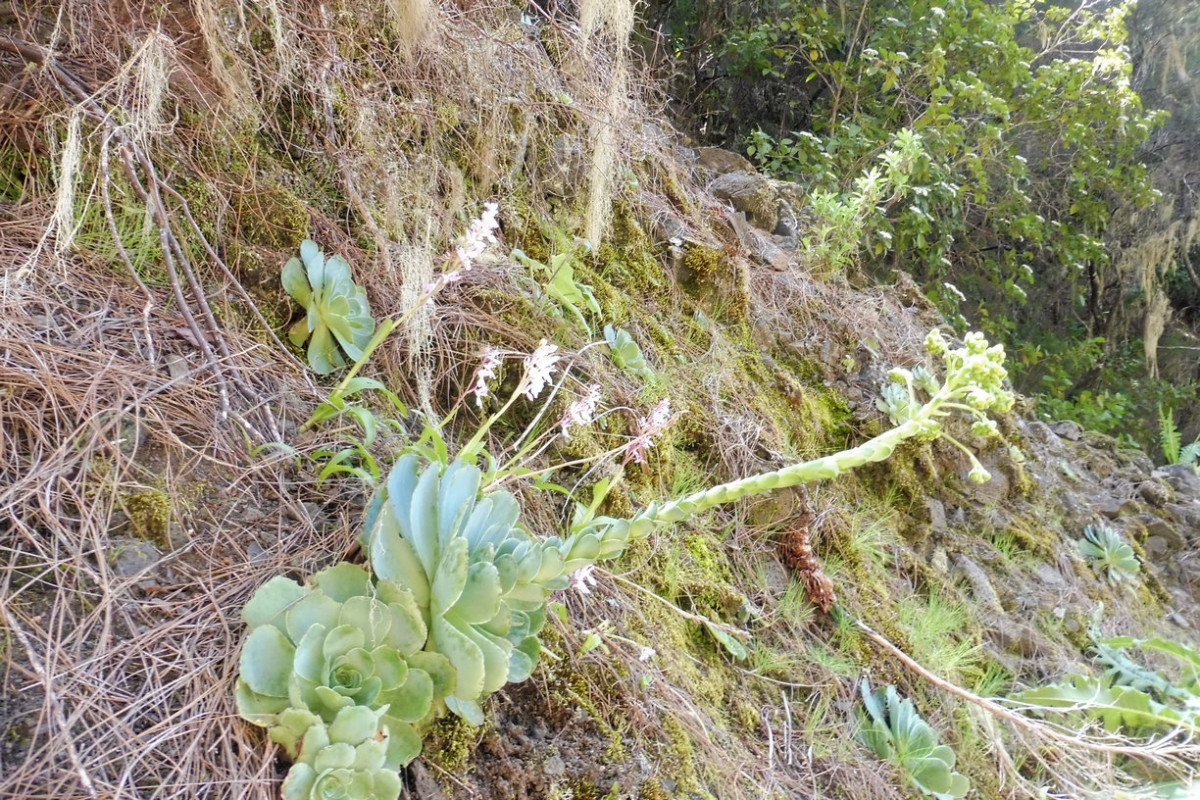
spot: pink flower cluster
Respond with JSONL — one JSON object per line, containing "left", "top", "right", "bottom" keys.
{"left": 624, "top": 398, "right": 671, "bottom": 465}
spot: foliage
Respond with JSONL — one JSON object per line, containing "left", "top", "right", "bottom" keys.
{"left": 790, "top": 128, "right": 926, "bottom": 273}
{"left": 1010, "top": 631, "right": 1200, "bottom": 739}
{"left": 648, "top": 0, "right": 1169, "bottom": 434}
{"left": 1022, "top": 335, "right": 1195, "bottom": 448}
{"left": 1006, "top": 623, "right": 1200, "bottom": 796}
{"left": 283, "top": 240, "right": 376, "bottom": 375}
{"left": 512, "top": 247, "right": 601, "bottom": 334}
{"left": 858, "top": 680, "right": 970, "bottom": 799}
{"left": 604, "top": 324, "right": 655, "bottom": 383}
{"left": 1158, "top": 405, "right": 1200, "bottom": 467}
{"left": 1078, "top": 524, "right": 1140, "bottom": 585}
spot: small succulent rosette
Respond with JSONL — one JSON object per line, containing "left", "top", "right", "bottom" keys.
{"left": 282, "top": 240, "right": 375, "bottom": 374}
{"left": 274, "top": 705, "right": 402, "bottom": 800}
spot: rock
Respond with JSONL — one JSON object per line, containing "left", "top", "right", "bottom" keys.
{"left": 960, "top": 453, "right": 1010, "bottom": 504}
{"left": 1136, "top": 480, "right": 1172, "bottom": 508}
{"left": 924, "top": 499, "right": 947, "bottom": 532}
{"left": 709, "top": 171, "right": 780, "bottom": 233}
{"left": 408, "top": 762, "right": 449, "bottom": 800}
{"left": 951, "top": 554, "right": 1004, "bottom": 613}
{"left": 107, "top": 539, "right": 167, "bottom": 589}
{"left": 1031, "top": 561, "right": 1068, "bottom": 589}
{"left": 1050, "top": 420, "right": 1083, "bottom": 441}
{"left": 543, "top": 754, "right": 566, "bottom": 776}
{"left": 1164, "top": 502, "right": 1200, "bottom": 540}
{"left": 696, "top": 147, "right": 754, "bottom": 176}
{"left": 1155, "top": 464, "right": 1200, "bottom": 497}
{"left": 1132, "top": 514, "right": 1186, "bottom": 553}
{"left": 1021, "top": 421, "right": 1061, "bottom": 445}
{"left": 165, "top": 353, "right": 191, "bottom": 386}
{"left": 1092, "top": 496, "right": 1124, "bottom": 520}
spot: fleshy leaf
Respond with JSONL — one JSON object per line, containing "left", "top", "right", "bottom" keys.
{"left": 243, "top": 576, "right": 307, "bottom": 630}
{"left": 241, "top": 625, "right": 295, "bottom": 697}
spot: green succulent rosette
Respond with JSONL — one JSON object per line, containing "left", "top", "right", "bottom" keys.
{"left": 278, "top": 706, "right": 402, "bottom": 800}
{"left": 282, "top": 239, "right": 376, "bottom": 375}
{"left": 859, "top": 681, "right": 970, "bottom": 800}
{"left": 365, "top": 455, "right": 564, "bottom": 724}
{"left": 235, "top": 562, "right": 452, "bottom": 766}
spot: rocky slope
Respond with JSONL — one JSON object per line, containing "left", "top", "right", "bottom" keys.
{"left": 0, "top": 3, "right": 1198, "bottom": 800}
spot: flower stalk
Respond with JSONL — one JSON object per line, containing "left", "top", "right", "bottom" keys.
{"left": 567, "top": 329, "right": 1014, "bottom": 559}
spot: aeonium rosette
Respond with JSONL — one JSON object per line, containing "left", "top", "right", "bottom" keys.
{"left": 275, "top": 706, "right": 403, "bottom": 800}
{"left": 235, "top": 563, "right": 454, "bottom": 769}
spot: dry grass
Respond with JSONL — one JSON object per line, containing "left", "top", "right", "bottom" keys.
{"left": 0, "top": 2, "right": 674, "bottom": 797}
{"left": 0, "top": 230, "right": 337, "bottom": 798}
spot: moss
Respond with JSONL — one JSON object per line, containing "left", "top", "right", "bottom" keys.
{"left": 659, "top": 714, "right": 702, "bottom": 795}
{"left": 423, "top": 712, "right": 478, "bottom": 776}
{"left": 636, "top": 780, "right": 672, "bottom": 800}
{"left": 121, "top": 489, "right": 172, "bottom": 549}
{"left": 680, "top": 243, "right": 748, "bottom": 321}
{"left": 229, "top": 182, "right": 311, "bottom": 255}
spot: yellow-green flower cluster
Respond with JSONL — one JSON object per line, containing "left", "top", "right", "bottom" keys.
{"left": 878, "top": 329, "right": 1014, "bottom": 484}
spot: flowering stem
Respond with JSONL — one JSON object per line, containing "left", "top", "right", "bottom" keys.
{"left": 648, "top": 417, "right": 926, "bottom": 525}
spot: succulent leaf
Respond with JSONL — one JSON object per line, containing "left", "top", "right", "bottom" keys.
{"left": 241, "top": 625, "right": 296, "bottom": 697}
{"left": 243, "top": 576, "right": 307, "bottom": 629}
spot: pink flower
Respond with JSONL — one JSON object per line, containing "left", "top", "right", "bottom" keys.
{"left": 624, "top": 398, "right": 671, "bottom": 465}
{"left": 559, "top": 383, "right": 602, "bottom": 439}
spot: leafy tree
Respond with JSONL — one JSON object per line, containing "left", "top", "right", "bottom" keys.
{"left": 640, "top": 0, "right": 1173, "bottom": 442}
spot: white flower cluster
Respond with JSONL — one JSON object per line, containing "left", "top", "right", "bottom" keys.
{"left": 625, "top": 398, "right": 672, "bottom": 465}
{"left": 429, "top": 202, "right": 501, "bottom": 293}
{"left": 560, "top": 383, "right": 602, "bottom": 439}
{"left": 455, "top": 201, "right": 500, "bottom": 272}
{"left": 521, "top": 341, "right": 560, "bottom": 401}
{"left": 470, "top": 348, "right": 503, "bottom": 408}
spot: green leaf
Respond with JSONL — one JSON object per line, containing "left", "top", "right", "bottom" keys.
{"left": 282, "top": 257, "right": 311, "bottom": 307}
{"left": 379, "top": 668, "right": 434, "bottom": 723}
{"left": 432, "top": 616, "right": 486, "bottom": 700}
{"left": 313, "top": 563, "right": 372, "bottom": 603}
{"left": 329, "top": 705, "right": 382, "bottom": 744}
{"left": 241, "top": 625, "right": 296, "bottom": 697}
{"left": 702, "top": 620, "right": 747, "bottom": 660}
{"left": 243, "top": 576, "right": 307, "bottom": 629}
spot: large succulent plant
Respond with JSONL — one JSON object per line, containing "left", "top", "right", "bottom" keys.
{"left": 235, "top": 562, "right": 452, "bottom": 768}
{"left": 364, "top": 455, "right": 564, "bottom": 724}
{"left": 282, "top": 240, "right": 376, "bottom": 374}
